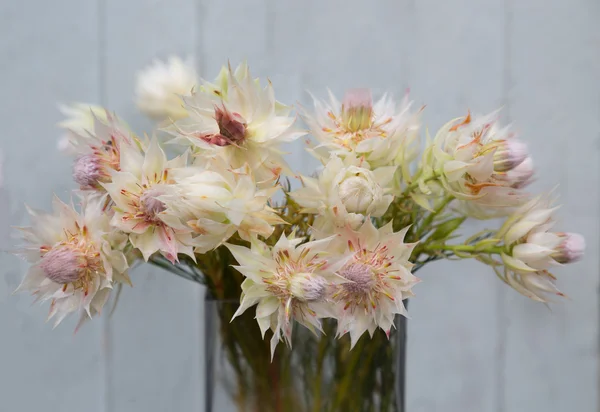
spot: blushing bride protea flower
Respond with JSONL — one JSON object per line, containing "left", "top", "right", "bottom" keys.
{"left": 226, "top": 234, "right": 351, "bottom": 358}
{"left": 14, "top": 194, "right": 130, "bottom": 328}
{"left": 497, "top": 195, "right": 585, "bottom": 301}
{"left": 291, "top": 154, "right": 395, "bottom": 234}
{"left": 427, "top": 111, "right": 532, "bottom": 217}
{"left": 61, "top": 109, "right": 138, "bottom": 193}
{"left": 164, "top": 158, "right": 285, "bottom": 253}
{"left": 102, "top": 138, "right": 195, "bottom": 263}
{"left": 329, "top": 219, "right": 419, "bottom": 347}
{"left": 168, "top": 62, "right": 305, "bottom": 183}
{"left": 135, "top": 56, "right": 198, "bottom": 121}
{"left": 302, "top": 88, "right": 420, "bottom": 168}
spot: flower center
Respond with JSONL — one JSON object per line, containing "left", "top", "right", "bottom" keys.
{"left": 214, "top": 105, "right": 247, "bottom": 145}
{"left": 340, "top": 262, "right": 375, "bottom": 294}
{"left": 290, "top": 273, "right": 328, "bottom": 302}
{"left": 140, "top": 187, "right": 166, "bottom": 218}
{"left": 40, "top": 246, "right": 86, "bottom": 284}
{"left": 341, "top": 89, "right": 373, "bottom": 132}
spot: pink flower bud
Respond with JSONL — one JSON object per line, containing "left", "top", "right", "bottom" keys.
{"left": 493, "top": 139, "right": 528, "bottom": 172}
{"left": 553, "top": 232, "right": 585, "bottom": 264}
{"left": 340, "top": 262, "right": 375, "bottom": 294}
{"left": 73, "top": 154, "right": 108, "bottom": 189}
{"left": 341, "top": 89, "right": 373, "bottom": 132}
{"left": 40, "top": 246, "right": 85, "bottom": 284}
{"left": 505, "top": 156, "right": 534, "bottom": 189}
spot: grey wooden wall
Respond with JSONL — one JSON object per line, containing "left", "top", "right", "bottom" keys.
{"left": 1, "top": 1, "right": 598, "bottom": 411}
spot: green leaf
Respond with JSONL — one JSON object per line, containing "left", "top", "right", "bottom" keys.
{"left": 429, "top": 216, "right": 467, "bottom": 241}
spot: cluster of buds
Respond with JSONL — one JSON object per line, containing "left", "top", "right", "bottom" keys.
{"left": 497, "top": 196, "right": 585, "bottom": 301}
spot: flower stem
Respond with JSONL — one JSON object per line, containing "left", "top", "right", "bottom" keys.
{"left": 415, "top": 195, "right": 454, "bottom": 239}
{"left": 148, "top": 255, "right": 200, "bottom": 282}
{"left": 311, "top": 334, "right": 329, "bottom": 412}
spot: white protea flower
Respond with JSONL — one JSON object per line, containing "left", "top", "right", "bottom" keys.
{"left": 329, "top": 219, "right": 418, "bottom": 347}
{"left": 497, "top": 195, "right": 585, "bottom": 301}
{"left": 102, "top": 138, "right": 195, "bottom": 263}
{"left": 302, "top": 88, "right": 421, "bottom": 168}
{"left": 62, "top": 110, "right": 138, "bottom": 193}
{"left": 135, "top": 56, "right": 198, "bottom": 121}
{"left": 226, "top": 234, "right": 351, "bottom": 358}
{"left": 57, "top": 103, "right": 111, "bottom": 154}
{"left": 14, "top": 194, "right": 130, "bottom": 328}
{"left": 168, "top": 62, "right": 305, "bottom": 183}
{"left": 429, "top": 111, "right": 532, "bottom": 217}
{"left": 163, "top": 158, "right": 285, "bottom": 253}
{"left": 291, "top": 155, "right": 395, "bottom": 234}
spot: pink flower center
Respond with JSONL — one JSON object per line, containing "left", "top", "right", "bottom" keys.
{"left": 208, "top": 105, "right": 247, "bottom": 146}
{"left": 140, "top": 188, "right": 166, "bottom": 218}
{"left": 340, "top": 262, "right": 375, "bottom": 294}
{"left": 40, "top": 246, "right": 85, "bottom": 284}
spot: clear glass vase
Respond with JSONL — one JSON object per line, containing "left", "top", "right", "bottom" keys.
{"left": 204, "top": 297, "right": 407, "bottom": 412}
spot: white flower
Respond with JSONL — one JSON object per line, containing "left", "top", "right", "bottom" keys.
{"left": 302, "top": 88, "right": 421, "bottom": 168}
{"left": 14, "top": 194, "right": 130, "bottom": 328}
{"left": 168, "top": 62, "right": 305, "bottom": 183}
{"left": 226, "top": 234, "right": 351, "bottom": 358}
{"left": 497, "top": 195, "right": 585, "bottom": 301}
{"left": 329, "top": 219, "right": 418, "bottom": 347}
{"left": 135, "top": 56, "right": 198, "bottom": 121}
{"left": 102, "top": 138, "right": 195, "bottom": 263}
{"left": 57, "top": 103, "right": 111, "bottom": 154}
{"left": 291, "top": 155, "right": 395, "bottom": 234}
{"left": 62, "top": 110, "right": 138, "bottom": 193}
{"left": 429, "top": 111, "right": 532, "bottom": 217}
{"left": 164, "top": 158, "right": 284, "bottom": 253}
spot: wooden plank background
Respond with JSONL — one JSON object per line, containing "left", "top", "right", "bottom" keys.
{"left": 0, "top": 1, "right": 597, "bottom": 411}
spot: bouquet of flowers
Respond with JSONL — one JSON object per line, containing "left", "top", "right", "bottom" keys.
{"left": 13, "top": 58, "right": 585, "bottom": 411}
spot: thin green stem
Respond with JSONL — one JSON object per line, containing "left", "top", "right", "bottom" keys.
{"left": 331, "top": 338, "right": 367, "bottom": 411}
{"left": 148, "top": 255, "right": 200, "bottom": 282}
{"left": 311, "top": 335, "right": 329, "bottom": 412}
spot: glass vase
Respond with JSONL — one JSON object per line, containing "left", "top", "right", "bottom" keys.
{"left": 204, "top": 297, "right": 407, "bottom": 412}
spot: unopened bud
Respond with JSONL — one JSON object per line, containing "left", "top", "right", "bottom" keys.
{"left": 505, "top": 156, "right": 534, "bottom": 189}
{"left": 339, "top": 176, "right": 376, "bottom": 213}
{"left": 552, "top": 232, "right": 585, "bottom": 264}
{"left": 73, "top": 154, "right": 108, "bottom": 189}
{"left": 341, "top": 89, "right": 373, "bottom": 132}
{"left": 493, "top": 139, "right": 528, "bottom": 172}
